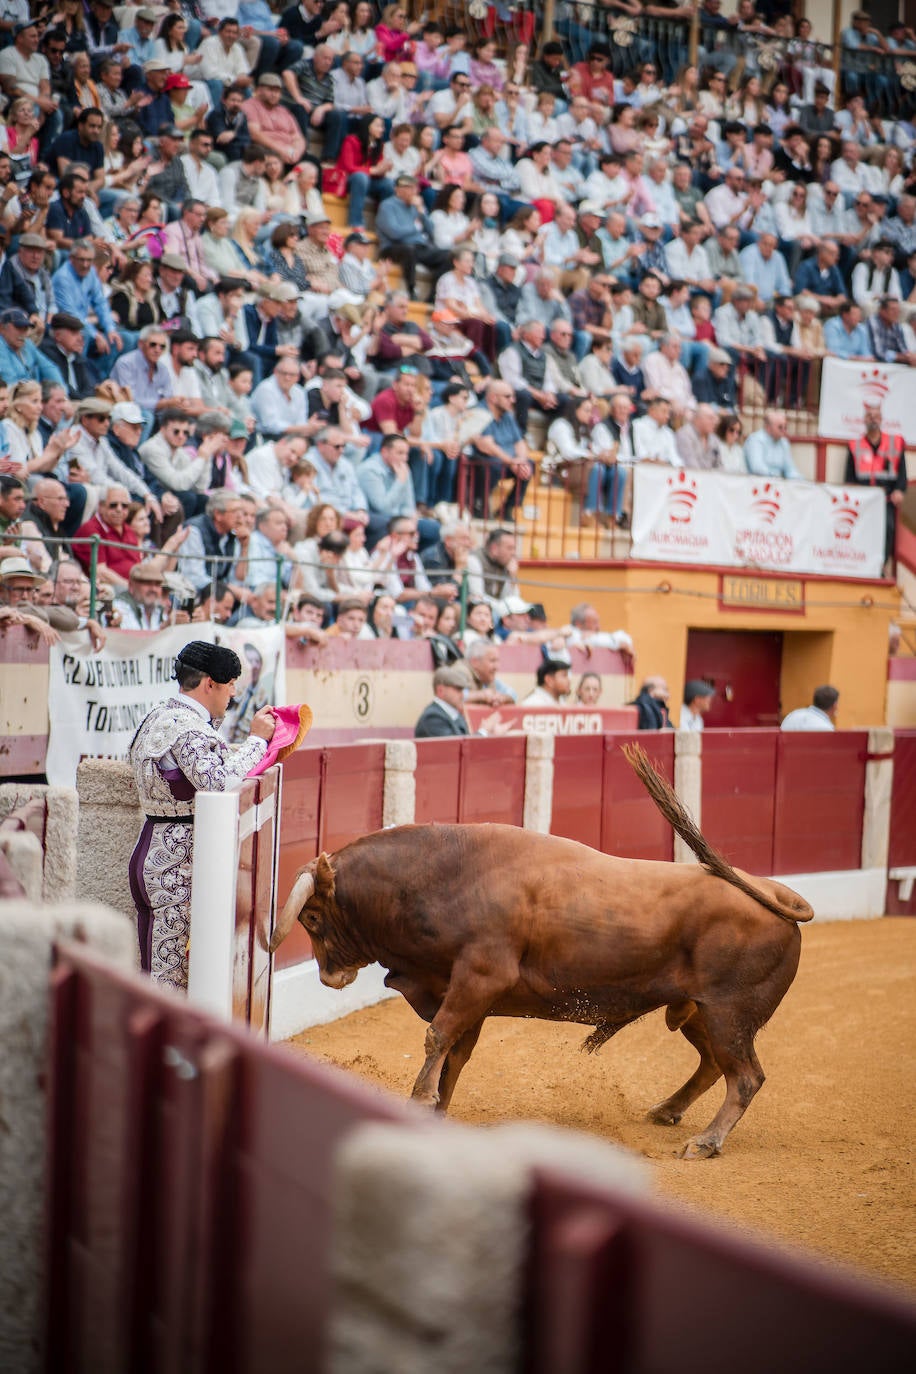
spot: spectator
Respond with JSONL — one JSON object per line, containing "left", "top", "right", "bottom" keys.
{"left": 0, "top": 231, "right": 54, "bottom": 325}
{"left": 357, "top": 430, "right": 428, "bottom": 549}
{"left": 51, "top": 238, "right": 122, "bottom": 367}
{"left": 251, "top": 358, "right": 311, "bottom": 443}
{"left": 497, "top": 319, "right": 563, "bottom": 431}
{"left": 73, "top": 483, "right": 142, "bottom": 588}
{"left": 744, "top": 409, "right": 802, "bottom": 479}
{"left": 566, "top": 602, "right": 633, "bottom": 653}
{"left": 677, "top": 404, "right": 723, "bottom": 470}
{"left": 178, "top": 489, "right": 247, "bottom": 598}
{"left": 468, "top": 379, "right": 533, "bottom": 515}
{"left": 739, "top": 231, "right": 793, "bottom": 304}
{"left": 241, "top": 72, "right": 305, "bottom": 168}
{"left": 374, "top": 175, "right": 452, "bottom": 296}
{"left": 713, "top": 286, "right": 768, "bottom": 367}
{"left": 0, "top": 306, "right": 64, "bottom": 387}
{"left": 643, "top": 333, "right": 695, "bottom": 421}
{"left": 455, "top": 640, "right": 516, "bottom": 708}
{"left": 307, "top": 426, "right": 369, "bottom": 524}
{"left": 631, "top": 675, "right": 672, "bottom": 730}
{"left": 114, "top": 561, "right": 168, "bottom": 631}
{"left": 633, "top": 397, "right": 681, "bottom": 467}
{"left": 576, "top": 672, "right": 602, "bottom": 706}
{"left": 414, "top": 664, "right": 471, "bottom": 737}
{"left": 523, "top": 657, "right": 571, "bottom": 706}
{"left": 781, "top": 685, "right": 839, "bottom": 731}
{"left": 466, "top": 526, "right": 519, "bottom": 615}
{"left": 845, "top": 403, "right": 907, "bottom": 572}
{"left": 680, "top": 680, "right": 715, "bottom": 731}
{"left": 716, "top": 413, "right": 747, "bottom": 473}
{"left": 422, "top": 519, "right": 471, "bottom": 598}
{"left": 110, "top": 325, "right": 174, "bottom": 424}
{"left": 693, "top": 347, "right": 739, "bottom": 413}
{"left": 824, "top": 299, "right": 873, "bottom": 360}
{"left": 793, "top": 238, "right": 846, "bottom": 313}
{"left": 868, "top": 296, "right": 916, "bottom": 365}
{"left": 17, "top": 478, "right": 72, "bottom": 574}
{"left": 40, "top": 312, "right": 96, "bottom": 399}
{"left": 139, "top": 410, "right": 212, "bottom": 517}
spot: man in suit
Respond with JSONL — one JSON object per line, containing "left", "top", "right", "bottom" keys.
{"left": 414, "top": 665, "right": 470, "bottom": 738}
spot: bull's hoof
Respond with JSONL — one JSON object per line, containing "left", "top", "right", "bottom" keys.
{"left": 679, "top": 1135, "right": 720, "bottom": 1161}
{"left": 647, "top": 1102, "right": 682, "bottom": 1126}
{"left": 410, "top": 1090, "right": 440, "bottom": 1109}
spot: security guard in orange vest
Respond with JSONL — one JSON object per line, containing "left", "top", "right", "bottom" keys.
{"left": 844, "top": 403, "right": 907, "bottom": 572}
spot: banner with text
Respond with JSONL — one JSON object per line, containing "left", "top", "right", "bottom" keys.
{"left": 818, "top": 357, "right": 916, "bottom": 444}
{"left": 46, "top": 624, "right": 286, "bottom": 787}
{"left": 630, "top": 467, "right": 885, "bottom": 579}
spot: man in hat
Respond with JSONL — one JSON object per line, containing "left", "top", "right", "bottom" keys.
{"left": 414, "top": 665, "right": 472, "bottom": 738}
{"left": 143, "top": 123, "right": 190, "bottom": 209}
{"left": 40, "top": 312, "right": 97, "bottom": 399}
{"left": 51, "top": 238, "right": 122, "bottom": 368}
{"left": 135, "top": 63, "right": 174, "bottom": 136}
{"left": 120, "top": 6, "right": 158, "bottom": 69}
{"left": 298, "top": 211, "right": 342, "bottom": 296}
{"left": 0, "top": 231, "right": 53, "bottom": 325}
{"left": 0, "top": 555, "right": 61, "bottom": 646}
{"left": 114, "top": 561, "right": 169, "bottom": 631}
{"left": 0, "top": 306, "right": 64, "bottom": 386}
{"left": 129, "top": 641, "right": 276, "bottom": 989}
{"left": 240, "top": 286, "right": 284, "bottom": 386}
{"left": 375, "top": 176, "right": 453, "bottom": 296}
{"left": 155, "top": 254, "right": 200, "bottom": 331}
{"left": 241, "top": 72, "right": 306, "bottom": 167}
{"left": 680, "top": 680, "right": 715, "bottom": 732}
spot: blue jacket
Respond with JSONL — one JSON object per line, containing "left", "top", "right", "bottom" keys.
{"left": 52, "top": 261, "right": 115, "bottom": 344}
{"left": 0, "top": 336, "right": 64, "bottom": 387}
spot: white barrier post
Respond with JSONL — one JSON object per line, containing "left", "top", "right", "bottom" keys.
{"left": 188, "top": 789, "right": 240, "bottom": 1021}
{"left": 673, "top": 730, "right": 702, "bottom": 864}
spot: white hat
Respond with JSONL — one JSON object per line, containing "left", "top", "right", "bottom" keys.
{"left": 503, "top": 596, "right": 535, "bottom": 616}
{"left": 111, "top": 401, "right": 144, "bottom": 425}
{"left": 578, "top": 200, "right": 603, "bottom": 216}
{"left": 640, "top": 213, "right": 662, "bottom": 229}
{"left": 0, "top": 556, "right": 42, "bottom": 583}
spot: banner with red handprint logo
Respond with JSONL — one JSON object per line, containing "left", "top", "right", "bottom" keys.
{"left": 819, "top": 358, "right": 916, "bottom": 442}
{"left": 631, "top": 467, "right": 884, "bottom": 578}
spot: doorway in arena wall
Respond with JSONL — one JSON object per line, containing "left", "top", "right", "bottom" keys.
{"left": 684, "top": 630, "right": 783, "bottom": 728}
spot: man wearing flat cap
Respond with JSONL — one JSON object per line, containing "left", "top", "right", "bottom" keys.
{"left": 415, "top": 666, "right": 472, "bottom": 738}
{"left": 0, "top": 231, "right": 53, "bottom": 327}
{"left": 129, "top": 641, "right": 277, "bottom": 990}
{"left": 40, "top": 312, "right": 96, "bottom": 399}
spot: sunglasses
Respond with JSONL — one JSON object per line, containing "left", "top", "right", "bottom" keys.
{"left": 106, "top": 501, "right": 130, "bottom": 508}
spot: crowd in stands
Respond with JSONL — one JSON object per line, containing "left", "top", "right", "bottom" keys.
{"left": 0, "top": 0, "right": 913, "bottom": 650}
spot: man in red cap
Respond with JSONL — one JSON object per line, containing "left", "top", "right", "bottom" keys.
{"left": 129, "top": 640, "right": 277, "bottom": 991}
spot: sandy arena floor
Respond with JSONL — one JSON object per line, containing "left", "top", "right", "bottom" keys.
{"left": 290, "top": 917, "right": 916, "bottom": 1291}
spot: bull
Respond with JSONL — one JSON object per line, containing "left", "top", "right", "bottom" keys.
{"left": 270, "top": 746, "right": 813, "bottom": 1157}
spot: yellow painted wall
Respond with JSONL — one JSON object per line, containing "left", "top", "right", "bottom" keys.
{"left": 518, "top": 563, "right": 900, "bottom": 727}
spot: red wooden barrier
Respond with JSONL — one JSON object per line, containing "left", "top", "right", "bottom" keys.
{"left": 772, "top": 732, "right": 867, "bottom": 874}
{"left": 458, "top": 735, "right": 527, "bottom": 825}
{"left": 319, "top": 742, "right": 386, "bottom": 852}
{"left": 887, "top": 730, "right": 916, "bottom": 915}
{"left": 700, "top": 731, "right": 778, "bottom": 874}
{"left": 523, "top": 1168, "right": 916, "bottom": 1374}
{"left": 414, "top": 737, "right": 462, "bottom": 824}
{"left": 551, "top": 737, "right": 605, "bottom": 850}
{"left": 45, "top": 943, "right": 407, "bottom": 1374}
{"left": 275, "top": 748, "right": 322, "bottom": 971}
{"left": 46, "top": 944, "right": 916, "bottom": 1374}
{"left": 601, "top": 732, "right": 675, "bottom": 862}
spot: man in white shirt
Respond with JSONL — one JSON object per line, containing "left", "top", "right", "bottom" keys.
{"left": 245, "top": 435, "right": 308, "bottom": 505}
{"left": 632, "top": 397, "right": 682, "bottom": 466}
{"left": 780, "top": 685, "right": 839, "bottom": 731}
{"left": 163, "top": 330, "right": 207, "bottom": 418}
{"left": 664, "top": 220, "right": 715, "bottom": 293}
{"left": 0, "top": 18, "right": 51, "bottom": 102}
{"left": 642, "top": 334, "right": 696, "bottom": 421}
{"left": 251, "top": 358, "right": 311, "bottom": 441}
{"left": 198, "top": 17, "right": 252, "bottom": 91}
{"left": 680, "top": 680, "right": 714, "bottom": 731}
{"left": 429, "top": 72, "right": 474, "bottom": 132}
{"left": 331, "top": 50, "right": 372, "bottom": 115}
{"left": 830, "top": 142, "right": 870, "bottom": 198}
{"left": 179, "top": 129, "right": 221, "bottom": 206}
{"left": 704, "top": 166, "right": 755, "bottom": 232}
{"left": 522, "top": 657, "right": 571, "bottom": 706}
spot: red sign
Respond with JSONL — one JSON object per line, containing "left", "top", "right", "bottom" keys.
{"left": 465, "top": 706, "right": 639, "bottom": 736}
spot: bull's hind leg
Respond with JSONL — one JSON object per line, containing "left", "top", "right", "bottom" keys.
{"left": 410, "top": 951, "right": 518, "bottom": 1108}
{"left": 680, "top": 1005, "right": 765, "bottom": 1159}
{"left": 647, "top": 1003, "right": 723, "bottom": 1126}
{"left": 436, "top": 1019, "right": 485, "bottom": 1112}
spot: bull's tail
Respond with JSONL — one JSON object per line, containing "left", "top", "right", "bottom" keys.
{"left": 622, "top": 744, "right": 814, "bottom": 925}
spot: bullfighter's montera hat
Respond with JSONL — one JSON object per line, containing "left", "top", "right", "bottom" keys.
{"left": 247, "top": 704, "right": 313, "bottom": 777}
{"left": 173, "top": 641, "right": 242, "bottom": 683}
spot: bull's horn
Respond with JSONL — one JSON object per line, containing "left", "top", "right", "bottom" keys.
{"left": 269, "top": 870, "right": 315, "bottom": 954}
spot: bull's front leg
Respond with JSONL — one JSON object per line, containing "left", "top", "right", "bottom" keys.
{"left": 410, "top": 951, "right": 518, "bottom": 1109}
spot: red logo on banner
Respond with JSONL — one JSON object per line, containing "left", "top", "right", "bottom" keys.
{"left": 750, "top": 482, "right": 782, "bottom": 525}
{"left": 858, "top": 367, "right": 891, "bottom": 408}
{"left": 664, "top": 471, "right": 699, "bottom": 523}
{"left": 829, "top": 491, "right": 861, "bottom": 540}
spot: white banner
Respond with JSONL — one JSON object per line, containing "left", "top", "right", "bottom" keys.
{"left": 630, "top": 467, "right": 885, "bottom": 579}
{"left": 46, "top": 624, "right": 286, "bottom": 787}
{"left": 818, "top": 357, "right": 916, "bottom": 443}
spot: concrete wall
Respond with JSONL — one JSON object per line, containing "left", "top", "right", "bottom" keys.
{"left": 76, "top": 761, "right": 143, "bottom": 920}
{"left": 0, "top": 902, "right": 136, "bottom": 1374}
{"left": 0, "top": 785, "right": 78, "bottom": 903}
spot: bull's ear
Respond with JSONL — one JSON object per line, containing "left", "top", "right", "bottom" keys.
{"left": 315, "top": 852, "right": 336, "bottom": 896}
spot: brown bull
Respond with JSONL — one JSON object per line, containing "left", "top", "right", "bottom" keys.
{"left": 270, "top": 747, "right": 813, "bottom": 1157}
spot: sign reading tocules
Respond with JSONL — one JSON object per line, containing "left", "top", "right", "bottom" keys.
{"left": 719, "top": 575, "right": 806, "bottom": 612}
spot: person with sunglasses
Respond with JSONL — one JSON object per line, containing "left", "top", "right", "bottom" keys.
{"left": 428, "top": 70, "right": 475, "bottom": 136}
{"left": 72, "top": 480, "right": 143, "bottom": 588}
{"left": 139, "top": 408, "right": 213, "bottom": 519}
